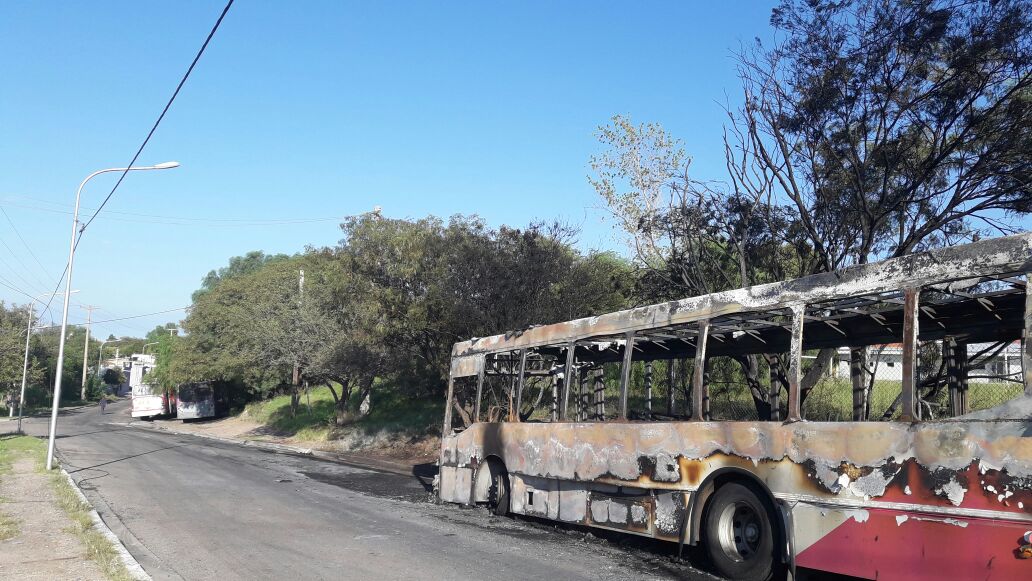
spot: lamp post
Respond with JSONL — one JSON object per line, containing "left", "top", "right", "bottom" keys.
{"left": 97, "top": 339, "right": 122, "bottom": 371}
{"left": 97, "top": 339, "right": 122, "bottom": 394}
{"left": 45, "top": 162, "right": 180, "bottom": 471}
{"left": 143, "top": 341, "right": 159, "bottom": 355}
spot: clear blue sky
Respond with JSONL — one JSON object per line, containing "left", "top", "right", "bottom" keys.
{"left": 0, "top": 0, "right": 775, "bottom": 340}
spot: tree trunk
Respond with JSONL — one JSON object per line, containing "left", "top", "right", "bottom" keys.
{"left": 734, "top": 354, "right": 771, "bottom": 420}
{"left": 325, "top": 379, "right": 353, "bottom": 426}
{"left": 767, "top": 353, "right": 788, "bottom": 421}
{"left": 289, "top": 385, "right": 301, "bottom": 418}
{"left": 357, "top": 376, "right": 374, "bottom": 417}
{"left": 850, "top": 347, "right": 870, "bottom": 421}
{"left": 799, "top": 348, "right": 836, "bottom": 405}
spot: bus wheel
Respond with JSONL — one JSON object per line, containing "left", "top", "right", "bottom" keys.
{"left": 702, "top": 482, "right": 777, "bottom": 581}
{"left": 485, "top": 460, "right": 510, "bottom": 517}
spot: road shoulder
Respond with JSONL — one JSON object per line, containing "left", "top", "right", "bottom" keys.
{"left": 0, "top": 434, "right": 142, "bottom": 580}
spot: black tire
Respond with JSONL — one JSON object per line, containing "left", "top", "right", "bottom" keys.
{"left": 702, "top": 482, "right": 778, "bottom": 581}
{"left": 485, "top": 461, "right": 510, "bottom": 516}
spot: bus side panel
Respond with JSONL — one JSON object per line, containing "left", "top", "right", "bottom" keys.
{"left": 438, "top": 465, "right": 472, "bottom": 504}
{"left": 795, "top": 507, "right": 1031, "bottom": 580}
{"left": 178, "top": 399, "right": 215, "bottom": 420}
{"left": 131, "top": 395, "right": 166, "bottom": 417}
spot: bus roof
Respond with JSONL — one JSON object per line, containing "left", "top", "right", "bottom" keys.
{"left": 451, "top": 232, "right": 1032, "bottom": 358}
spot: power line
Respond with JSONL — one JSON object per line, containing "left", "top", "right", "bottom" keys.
{"left": 0, "top": 206, "right": 56, "bottom": 284}
{"left": 0, "top": 250, "right": 46, "bottom": 296}
{"left": 0, "top": 198, "right": 340, "bottom": 227}
{"left": 34, "top": 306, "right": 191, "bottom": 329}
{"left": 25, "top": 0, "right": 234, "bottom": 330}
{"left": 78, "top": 0, "right": 235, "bottom": 235}
{"left": 0, "top": 276, "right": 38, "bottom": 303}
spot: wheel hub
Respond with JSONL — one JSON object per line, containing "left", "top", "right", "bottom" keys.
{"left": 717, "top": 501, "right": 762, "bottom": 562}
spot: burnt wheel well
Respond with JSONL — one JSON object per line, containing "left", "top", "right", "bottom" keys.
{"left": 472, "top": 455, "right": 507, "bottom": 504}
{"left": 691, "top": 468, "right": 783, "bottom": 543}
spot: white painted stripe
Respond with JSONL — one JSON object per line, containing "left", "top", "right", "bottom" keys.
{"left": 774, "top": 492, "right": 1032, "bottom": 523}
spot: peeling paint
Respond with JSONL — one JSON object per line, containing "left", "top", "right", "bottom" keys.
{"left": 936, "top": 479, "right": 967, "bottom": 506}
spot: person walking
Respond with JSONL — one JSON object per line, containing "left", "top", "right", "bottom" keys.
{"left": 99, "top": 395, "right": 108, "bottom": 414}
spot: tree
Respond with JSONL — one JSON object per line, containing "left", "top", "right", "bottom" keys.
{"left": 592, "top": 0, "right": 1032, "bottom": 419}
{"left": 192, "top": 250, "right": 291, "bottom": 301}
{"left": 739, "top": 0, "right": 1032, "bottom": 268}
{"left": 591, "top": 116, "right": 807, "bottom": 419}
{"left": 0, "top": 302, "right": 31, "bottom": 402}
{"left": 102, "top": 367, "right": 124, "bottom": 386}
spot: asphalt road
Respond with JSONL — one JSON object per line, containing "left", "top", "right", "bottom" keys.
{"left": 6, "top": 400, "right": 712, "bottom": 581}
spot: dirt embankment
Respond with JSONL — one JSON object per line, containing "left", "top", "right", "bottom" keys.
{"left": 148, "top": 413, "right": 439, "bottom": 469}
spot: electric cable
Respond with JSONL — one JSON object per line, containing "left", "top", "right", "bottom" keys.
{"left": 77, "top": 0, "right": 235, "bottom": 235}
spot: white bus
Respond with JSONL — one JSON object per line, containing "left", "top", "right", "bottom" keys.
{"left": 129, "top": 354, "right": 172, "bottom": 418}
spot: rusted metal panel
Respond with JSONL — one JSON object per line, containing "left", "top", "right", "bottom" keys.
{"left": 1025, "top": 275, "right": 1032, "bottom": 396}
{"left": 787, "top": 305, "right": 804, "bottom": 422}
{"left": 440, "top": 400, "right": 1032, "bottom": 578}
{"left": 619, "top": 332, "right": 634, "bottom": 419}
{"left": 588, "top": 490, "right": 652, "bottom": 534}
{"left": 449, "top": 354, "right": 484, "bottom": 378}
{"left": 691, "top": 320, "right": 708, "bottom": 421}
{"left": 473, "top": 364, "right": 485, "bottom": 421}
{"left": 452, "top": 233, "right": 1032, "bottom": 358}
{"left": 441, "top": 376, "right": 454, "bottom": 440}
{"left": 901, "top": 288, "right": 919, "bottom": 421}
{"left": 560, "top": 343, "right": 574, "bottom": 420}
{"left": 513, "top": 349, "right": 527, "bottom": 421}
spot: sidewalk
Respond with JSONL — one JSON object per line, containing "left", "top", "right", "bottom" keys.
{"left": 0, "top": 436, "right": 108, "bottom": 580}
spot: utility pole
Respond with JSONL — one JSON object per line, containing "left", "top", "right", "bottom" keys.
{"left": 14, "top": 304, "right": 34, "bottom": 420}
{"left": 79, "top": 305, "right": 99, "bottom": 400}
{"left": 292, "top": 269, "right": 304, "bottom": 386}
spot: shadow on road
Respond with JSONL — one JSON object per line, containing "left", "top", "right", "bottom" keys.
{"left": 67, "top": 442, "right": 191, "bottom": 475}
{"left": 55, "top": 427, "right": 131, "bottom": 439}
{"left": 411, "top": 462, "right": 437, "bottom": 492}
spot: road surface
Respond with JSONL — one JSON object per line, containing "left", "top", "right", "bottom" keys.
{"left": 6, "top": 400, "right": 711, "bottom": 580}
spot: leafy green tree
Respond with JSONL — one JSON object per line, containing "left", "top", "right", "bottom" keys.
{"left": 0, "top": 302, "right": 32, "bottom": 404}
{"left": 102, "top": 367, "right": 124, "bottom": 386}
{"left": 172, "top": 215, "right": 632, "bottom": 424}
{"left": 192, "top": 250, "right": 291, "bottom": 301}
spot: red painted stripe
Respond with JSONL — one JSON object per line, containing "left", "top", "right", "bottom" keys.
{"left": 796, "top": 507, "right": 1031, "bottom": 580}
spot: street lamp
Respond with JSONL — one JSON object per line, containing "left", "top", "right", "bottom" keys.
{"left": 97, "top": 338, "right": 122, "bottom": 370}
{"left": 97, "top": 339, "right": 122, "bottom": 393}
{"left": 143, "top": 341, "right": 160, "bottom": 355}
{"left": 45, "top": 162, "right": 180, "bottom": 471}
{"left": 16, "top": 291, "right": 77, "bottom": 434}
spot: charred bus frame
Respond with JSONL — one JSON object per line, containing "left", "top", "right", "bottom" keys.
{"left": 438, "top": 233, "right": 1032, "bottom": 580}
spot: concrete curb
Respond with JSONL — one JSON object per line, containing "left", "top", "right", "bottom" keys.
{"left": 59, "top": 465, "right": 152, "bottom": 581}
{"left": 126, "top": 421, "right": 418, "bottom": 477}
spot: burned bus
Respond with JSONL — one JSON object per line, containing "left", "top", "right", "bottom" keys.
{"left": 176, "top": 382, "right": 225, "bottom": 420}
{"left": 438, "top": 233, "right": 1032, "bottom": 580}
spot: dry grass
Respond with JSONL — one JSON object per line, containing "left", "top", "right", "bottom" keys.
{"left": 0, "top": 435, "right": 134, "bottom": 581}
{"left": 0, "top": 511, "right": 19, "bottom": 541}
{"left": 49, "top": 473, "right": 135, "bottom": 581}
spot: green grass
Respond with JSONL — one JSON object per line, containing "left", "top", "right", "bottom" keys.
{"left": 50, "top": 472, "right": 134, "bottom": 581}
{"left": 242, "top": 383, "right": 443, "bottom": 441}
{"left": 0, "top": 435, "right": 133, "bottom": 581}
